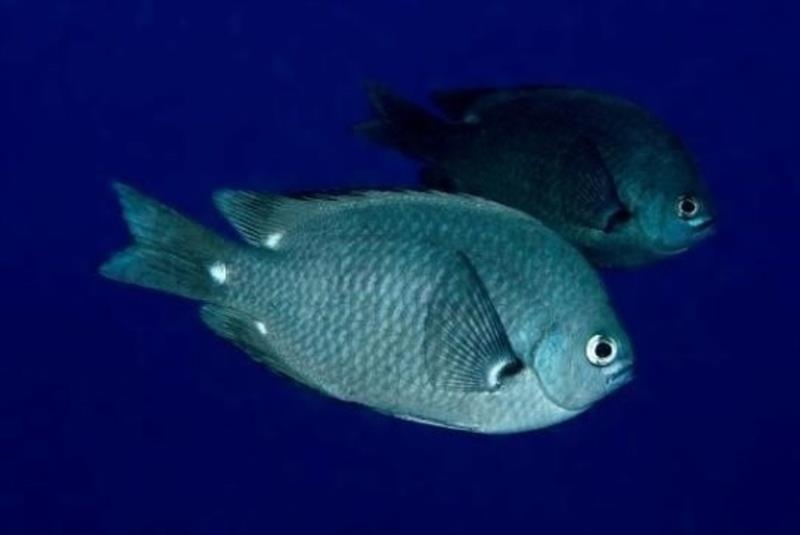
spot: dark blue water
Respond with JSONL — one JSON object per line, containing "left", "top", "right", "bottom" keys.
{"left": 2, "top": 1, "right": 797, "bottom": 534}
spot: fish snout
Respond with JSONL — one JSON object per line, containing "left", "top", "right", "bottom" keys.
{"left": 604, "top": 363, "right": 634, "bottom": 390}
{"left": 690, "top": 214, "right": 716, "bottom": 233}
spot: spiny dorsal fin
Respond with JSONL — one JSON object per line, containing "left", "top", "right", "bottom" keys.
{"left": 431, "top": 85, "right": 566, "bottom": 120}
{"left": 213, "top": 189, "right": 507, "bottom": 249}
{"left": 430, "top": 88, "right": 501, "bottom": 120}
{"left": 213, "top": 190, "right": 319, "bottom": 249}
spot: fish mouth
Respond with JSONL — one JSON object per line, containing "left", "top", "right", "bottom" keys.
{"left": 693, "top": 217, "right": 716, "bottom": 232}
{"left": 654, "top": 220, "right": 716, "bottom": 257}
{"left": 657, "top": 245, "right": 690, "bottom": 256}
{"left": 605, "top": 364, "right": 634, "bottom": 389}
{"left": 688, "top": 217, "right": 717, "bottom": 241}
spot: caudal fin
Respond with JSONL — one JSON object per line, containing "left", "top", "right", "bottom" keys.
{"left": 100, "top": 183, "right": 232, "bottom": 302}
{"left": 354, "top": 82, "right": 452, "bottom": 162}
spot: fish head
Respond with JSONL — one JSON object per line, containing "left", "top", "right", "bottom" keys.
{"left": 627, "top": 150, "right": 716, "bottom": 257}
{"left": 530, "top": 306, "right": 634, "bottom": 411}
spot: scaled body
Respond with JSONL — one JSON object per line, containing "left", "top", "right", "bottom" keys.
{"left": 102, "top": 185, "right": 633, "bottom": 434}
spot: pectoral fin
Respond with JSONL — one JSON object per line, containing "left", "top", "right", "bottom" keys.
{"left": 424, "top": 253, "right": 521, "bottom": 392}
{"left": 559, "top": 137, "right": 629, "bottom": 232}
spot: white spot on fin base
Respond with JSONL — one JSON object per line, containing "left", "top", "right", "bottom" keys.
{"left": 209, "top": 261, "right": 228, "bottom": 284}
{"left": 264, "top": 232, "right": 284, "bottom": 249}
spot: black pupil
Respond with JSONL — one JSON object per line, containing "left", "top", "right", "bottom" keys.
{"left": 681, "top": 199, "right": 697, "bottom": 215}
{"left": 595, "top": 341, "right": 613, "bottom": 359}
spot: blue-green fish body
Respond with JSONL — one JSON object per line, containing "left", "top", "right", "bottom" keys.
{"left": 101, "top": 185, "right": 633, "bottom": 434}
{"left": 357, "top": 85, "right": 716, "bottom": 266}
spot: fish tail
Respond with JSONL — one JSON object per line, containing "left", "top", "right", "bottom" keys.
{"left": 354, "top": 82, "right": 452, "bottom": 162}
{"left": 100, "top": 183, "right": 234, "bottom": 303}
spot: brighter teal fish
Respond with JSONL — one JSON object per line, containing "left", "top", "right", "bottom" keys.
{"left": 101, "top": 184, "right": 633, "bottom": 434}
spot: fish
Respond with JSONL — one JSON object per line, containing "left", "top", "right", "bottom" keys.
{"left": 356, "top": 84, "right": 716, "bottom": 267}
{"left": 100, "top": 183, "right": 634, "bottom": 434}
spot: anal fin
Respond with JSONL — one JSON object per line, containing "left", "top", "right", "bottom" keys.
{"left": 200, "top": 305, "right": 318, "bottom": 388}
{"left": 395, "top": 413, "right": 477, "bottom": 432}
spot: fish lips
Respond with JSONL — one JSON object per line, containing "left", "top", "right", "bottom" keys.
{"left": 661, "top": 217, "right": 717, "bottom": 255}
{"left": 691, "top": 217, "right": 717, "bottom": 241}
{"left": 605, "top": 363, "right": 634, "bottom": 389}
{"left": 634, "top": 212, "right": 717, "bottom": 258}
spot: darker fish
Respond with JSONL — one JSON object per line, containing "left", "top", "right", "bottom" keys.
{"left": 356, "top": 83, "right": 715, "bottom": 266}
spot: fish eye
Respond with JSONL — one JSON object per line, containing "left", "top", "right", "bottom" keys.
{"left": 677, "top": 195, "right": 701, "bottom": 219}
{"left": 585, "top": 334, "right": 618, "bottom": 366}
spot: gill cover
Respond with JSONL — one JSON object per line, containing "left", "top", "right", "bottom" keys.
{"left": 532, "top": 327, "right": 609, "bottom": 411}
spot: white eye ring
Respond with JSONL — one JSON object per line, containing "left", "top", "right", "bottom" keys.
{"left": 677, "top": 195, "right": 701, "bottom": 219}
{"left": 586, "top": 334, "right": 618, "bottom": 366}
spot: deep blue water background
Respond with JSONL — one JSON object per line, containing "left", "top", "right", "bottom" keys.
{"left": 2, "top": 1, "right": 798, "bottom": 533}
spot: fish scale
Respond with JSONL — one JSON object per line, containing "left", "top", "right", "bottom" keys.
{"left": 225, "top": 240, "right": 454, "bottom": 404}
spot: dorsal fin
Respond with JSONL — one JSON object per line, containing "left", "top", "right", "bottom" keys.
{"left": 213, "top": 190, "right": 500, "bottom": 249}
{"left": 430, "top": 88, "right": 500, "bottom": 120}
{"left": 214, "top": 190, "right": 412, "bottom": 248}
{"left": 213, "top": 190, "right": 327, "bottom": 249}
{"left": 431, "top": 85, "right": 566, "bottom": 120}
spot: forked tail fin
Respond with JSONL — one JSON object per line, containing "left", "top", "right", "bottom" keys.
{"left": 100, "top": 183, "right": 233, "bottom": 302}
{"left": 354, "top": 82, "right": 453, "bottom": 163}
